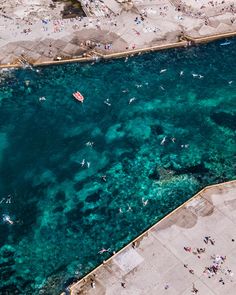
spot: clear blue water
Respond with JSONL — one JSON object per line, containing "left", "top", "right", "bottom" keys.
{"left": 0, "top": 39, "right": 235, "bottom": 294}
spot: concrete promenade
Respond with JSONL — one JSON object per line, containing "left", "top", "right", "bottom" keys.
{"left": 68, "top": 180, "right": 236, "bottom": 295}
{"left": 0, "top": 0, "right": 236, "bottom": 67}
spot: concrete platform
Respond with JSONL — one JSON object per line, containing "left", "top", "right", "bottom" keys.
{"left": 69, "top": 180, "right": 236, "bottom": 295}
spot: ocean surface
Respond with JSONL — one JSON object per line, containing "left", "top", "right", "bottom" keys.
{"left": 0, "top": 39, "right": 235, "bottom": 294}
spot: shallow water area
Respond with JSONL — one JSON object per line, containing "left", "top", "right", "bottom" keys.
{"left": 0, "top": 39, "right": 235, "bottom": 294}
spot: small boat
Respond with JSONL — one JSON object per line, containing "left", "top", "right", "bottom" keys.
{"left": 73, "top": 91, "right": 84, "bottom": 103}
{"left": 220, "top": 41, "right": 231, "bottom": 46}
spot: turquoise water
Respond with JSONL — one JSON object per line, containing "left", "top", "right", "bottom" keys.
{"left": 0, "top": 39, "right": 235, "bottom": 294}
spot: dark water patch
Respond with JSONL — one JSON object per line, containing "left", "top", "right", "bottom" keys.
{"left": 151, "top": 125, "right": 164, "bottom": 136}
{"left": 63, "top": 277, "right": 78, "bottom": 288}
{"left": 74, "top": 181, "right": 82, "bottom": 191}
{"left": 85, "top": 191, "right": 101, "bottom": 203}
{"left": 0, "top": 284, "right": 21, "bottom": 295}
{"left": 211, "top": 111, "right": 236, "bottom": 130}
{"left": 53, "top": 205, "right": 65, "bottom": 213}
{"left": 82, "top": 208, "right": 94, "bottom": 217}
{"left": 0, "top": 258, "right": 15, "bottom": 268}
{"left": 2, "top": 249, "right": 14, "bottom": 259}
{"left": 173, "top": 163, "right": 209, "bottom": 175}
{"left": 148, "top": 166, "right": 160, "bottom": 180}
{"left": 55, "top": 191, "right": 66, "bottom": 202}
{"left": 65, "top": 202, "right": 84, "bottom": 222}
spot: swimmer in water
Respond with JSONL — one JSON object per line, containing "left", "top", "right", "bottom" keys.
{"left": 101, "top": 175, "right": 107, "bottom": 182}
{"left": 180, "top": 71, "right": 184, "bottom": 76}
{"left": 98, "top": 248, "right": 111, "bottom": 254}
{"left": 160, "top": 69, "right": 167, "bottom": 73}
{"left": 142, "top": 198, "right": 148, "bottom": 206}
{"left": 104, "top": 99, "right": 111, "bottom": 106}
{"left": 129, "top": 97, "right": 136, "bottom": 104}
{"left": 6, "top": 195, "right": 11, "bottom": 204}
{"left": 39, "top": 96, "right": 46, "bottom": 101}
{"left": 87, "top": 162, "right": 91, "bottom": 168}
{"left": 161, "top": 136, "right": 167, "bottom": 145}
{"left": 85, "top": 141, "right": 94, "bottom": 147}
{"left": 81, "top": 159, "right": 85, "bottom": 167}
{"left": 3, "top": 214, "right": 14, "bottom": 225}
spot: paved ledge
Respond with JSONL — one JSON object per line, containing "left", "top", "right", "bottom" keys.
{"left": 68, "top": 180, "right": 236, "bottom": 295}
{"left": 1, "top": 0, "right": 236, "bottom": 68}
{"left": 1, "top": 31, "right": 236, "bottom": 69}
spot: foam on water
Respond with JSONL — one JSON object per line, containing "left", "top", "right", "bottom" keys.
{"left": 0, "top": 39, "right": 235, "bottom": 294}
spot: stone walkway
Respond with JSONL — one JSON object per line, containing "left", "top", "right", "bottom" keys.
{"left": 68, "top": 181, "right": 236, "bottom": 295}
{"left": 0, "top": 0, "right": 236, "bottom": 66}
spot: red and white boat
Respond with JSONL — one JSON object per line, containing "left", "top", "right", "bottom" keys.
{"left": 73, "top": 91, "right": 84, "bottom": 103}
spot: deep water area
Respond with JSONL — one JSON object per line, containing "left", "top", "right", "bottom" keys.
{"left": 0, "top": 38, "right": 235, "bottom": 294}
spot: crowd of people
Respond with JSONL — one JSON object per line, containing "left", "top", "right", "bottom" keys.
{"left": 182, "top": 235, "right": 235, "bottom": 293}
{"left": 174, "top": 0, "right": 236, "bottom": 24}
{"left": 0, "top": 0, "right": 236, "bottom": 64}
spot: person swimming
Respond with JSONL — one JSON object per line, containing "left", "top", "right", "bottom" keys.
{"left": 98, "top": 248, "right": 111, "bottom": 254}
{"left": 142, "top": 198, "right": 148, "bottom": 206}
{"left": 129, "top": 97, "right": 136, "bottom": 104}
{"left": 2, "top": 214, "right": 14, "bottom": 225}
{"left": 101, "top": 175, "right": 107, "bottom": 182}
{"left": 160, "top": 69, "right": 167, "bottom": 73}
{"left": 85, "top": 141, "right": 94, "bottom": 147}
{"left": 161, "top": 136, "right": 167, "bottom": 145}
{"left": 39, "top": 96, "right": 46, "bottom": 101}
{"left": 104, "top": 99, "right": 111, "bottom": 106}
{"left": 6, "top": 195, "right": 11, "bottom": 204}
{"left": 81, "top": 159, "right": 85, "bottom": 167}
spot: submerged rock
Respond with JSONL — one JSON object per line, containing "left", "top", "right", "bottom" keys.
{"left": 173, "top": 163, "right": 209, "bottom": 175}
{"left": 85, "top": 190, "right": 101, "bottom": 203}
{"left": 0, "top": 284, "right": 20, "bottom": 294}
{"left": 211, "top": 111, "right": 236, "bottom": 130}
{"left": 148, "top": 166, "right": 160, "bottom": 180}
{"left": 151, "top": 125, "right": 164, "bottom": 135}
